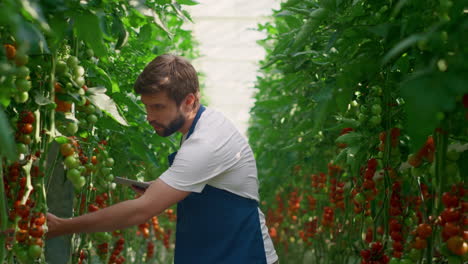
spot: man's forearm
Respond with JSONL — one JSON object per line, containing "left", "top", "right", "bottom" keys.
{"left": 57, "top": 198, "right": 148, "bottom": 236}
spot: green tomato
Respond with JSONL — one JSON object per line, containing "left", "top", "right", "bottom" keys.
{"left": 15, "top": 79, "right": 31, "bottom": 92}
{"left": 354, "top": 192, "right": 366, "bottom": 204}
{"left": 94, "top": 232, "right": 109, "bottom": 242}
{"left": 445, "top": 162, "right": 459, "bottom": 177}
{"left": 358, "top": 113, "right": 367, "bottom": 122}
{"left": 79, "top": 118, "right": 88, "bottom": 128}
{"left": 66, "top": 122, "right": 78, "bottom": 135}
{"left": 77, "top": 96, "right": 87, "bottom": 106}
{"left": 371, "top": 104, "right": 382, "bottom": 115}
{"left": 404, "top": 217, "right": 413, "bottom": 228}
{"left": 388, "top": 257, "right": 400, "bottom": 264}
{"left": 28, "top": 244, "right": 42, "bottom": 259}
{"left": 67, "top": 56, "right": 79, "bottom": 68}
{"left": 100, "top": 167, "right": 112, "bottom": 176}
{"left": 353, "top": 214, "right": 363, "bottom": 223}
{"left": 446, "top": 150, "right": 460, "bottom": 161}
{"left": 73, "top": 66, "right": 85, "bottom": 78}
{"left": 65, "top": 82, "right": 73, "bottom": 91}
{"left": 14, "top": 91, "right": 29, "bottom": 103}
{"left": 75, "top": 76, "right": 85, "bottom": 87}
{"left": 78, "top": 87, "right": 85, "bottom": 96}
{"left": 399, "top": 259, "right": 414, "bottom": 264}
{"left": 64, "top": 156, "right": 79, "bottom": 169}
{"left": 105, "top": 173, "right": 114, "bottom": 181}
{"left": 15, "top": 53, "right": 29, "bottom": 66}
{"left": 87, "top": 114, "right": 98, "bottom": 124}
{"left": 56, "top": 61, "right": 68, "bottom": 75}
{"left": 17, "top": 143, "right": 28, "bottom": 154}
{"left": 74, "top": 176, "right": 86, "bottom": 189}
{"left": 369, "top": 115, "right": 381, "bottom": 125}
{"left": 364, "top": 215, "right": 373, "bottom": 226}
{"left": 67, "top": 168, "right": 81, "bottom": 182}
{"left": 360, "top": 105, "right": 368, "bottom": 113}
{"left": 0, "top": 62, "right": 12, "bottom": 75}
{"left": 16, "top": 66, "right": 30, "bottom": 78}
{"left": 105, "top": 158, "right": 114, "bottom": 167}
{"left": 84, "top": 104, "right": 96, "bottom": 114}
{"left": 86, "top": 48, "right": 94, "bottom": 58}
{"left": 13, "top": 244, "right": 29, "bottom": 263}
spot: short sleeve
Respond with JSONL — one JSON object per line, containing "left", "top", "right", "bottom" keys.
{"left": 159, "top": 137, "right": 226, "bottom": 193}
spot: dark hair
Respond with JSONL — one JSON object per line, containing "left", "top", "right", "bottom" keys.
{"left": 134, "top": 54, "right": 199, "bottom": 106}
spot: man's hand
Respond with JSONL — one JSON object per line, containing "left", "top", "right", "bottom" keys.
{"left": 46, "top": 212, "right": 64, "bottom": 239}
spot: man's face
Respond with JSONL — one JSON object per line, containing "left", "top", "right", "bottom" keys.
{"left": 141, "top": 92, "right": 186, "bottom": 137}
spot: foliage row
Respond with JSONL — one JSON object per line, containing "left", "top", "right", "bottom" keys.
{"left": 0, "top": 0, "right": 199, "bottom": 263}
{"left": 250, "top": 0, "right": 467, "bottom": 263}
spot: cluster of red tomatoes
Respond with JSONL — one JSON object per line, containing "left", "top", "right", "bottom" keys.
{"left": 439, "top": 186, "right": 467, "bottom": 256}
{"left": 3, "top": 161, "right": 46, "bottom": 261}
{"left": 360, "top": 241, "right": 390, "bottom": 264}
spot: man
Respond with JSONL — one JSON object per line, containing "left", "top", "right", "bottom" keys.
{"left": 47, "top": 54, "right": 279, "bottom": 264}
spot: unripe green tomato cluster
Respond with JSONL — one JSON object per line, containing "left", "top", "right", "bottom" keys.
{"left": 1, "top": 50, "right": 31, "bottom": 103}
{"left": 94, "top": 150, "right": 115, "bottom": 192}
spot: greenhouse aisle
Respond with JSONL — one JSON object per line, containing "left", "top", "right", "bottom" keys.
{"left": 184, "top": 0, "right": 280, "bottom": 136}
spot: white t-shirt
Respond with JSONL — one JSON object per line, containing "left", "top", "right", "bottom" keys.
{"left": 159, "top": 107, "right": 278, "bottom": 264}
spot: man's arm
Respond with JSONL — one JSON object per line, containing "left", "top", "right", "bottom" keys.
{"left": 46, "top": 178, "right": 189, "bottom": 239}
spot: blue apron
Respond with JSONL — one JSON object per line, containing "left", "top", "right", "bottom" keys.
{"left": 168, "top": 105, "right": 267, "bottom": 264}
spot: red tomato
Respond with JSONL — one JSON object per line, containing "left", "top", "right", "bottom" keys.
{"left": 29, "top": 225, "right": 44, "bottom": 238}
{"left": 446, "top": 236, "right": 468, "bottom": 256}
{"left": 416, "top": 223, "right": 432, "bottom": 239}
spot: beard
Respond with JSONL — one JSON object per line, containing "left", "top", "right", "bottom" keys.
{"left": 153, "top": 113, "right": 186, "bottom": 137}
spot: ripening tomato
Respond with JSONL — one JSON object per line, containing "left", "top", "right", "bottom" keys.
{"left": 4, "top": 44, "right": 16, "bottom": 59}
{"left": 60, "top": 143, "right": 75, "bottom": 157}
{"left": 446, "top": 236, "right": 468, "bottom": 256}
{"left": 15, "top": 229, "right": 29, "bottom": 243}
{"left": 32, "top": 212, "right": 46, "bottom": 226}
{"left": 29, "top": 237, "right": 43, "bottom": 247}
{"left": 413, "top": 236, "right": 427, "bottom": 249}
{"left": 416, "top": 223, "right": 432, "bottom": 239}
{"left": 19, "top": 123, "right": 33, "bottom": 134}
{"left": 29, "top": 225, "right": 44, "bottom": 238}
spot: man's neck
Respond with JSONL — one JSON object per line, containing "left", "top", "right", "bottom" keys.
{"left": 180, "top": 104, "right": 201, "bottom": 135}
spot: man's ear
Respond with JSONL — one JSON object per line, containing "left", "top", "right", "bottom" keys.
{"left": 183, "top": 93, "right": 196, "bottom": 110}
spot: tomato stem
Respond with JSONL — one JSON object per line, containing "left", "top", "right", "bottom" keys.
{"left": 0, "top": 158, "right": 7, "bottom": 263}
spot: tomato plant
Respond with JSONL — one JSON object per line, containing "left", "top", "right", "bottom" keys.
{"left": 0, "top": 0, "right": 199, "bottom": 263}
{"left": 250, "top": 0, "right": 467, "bottom": 263}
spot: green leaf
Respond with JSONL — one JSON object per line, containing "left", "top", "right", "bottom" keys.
{"left": 177, "top": 0, "right": 199, "bottom": 5}
{"left": 400, "top": 72, "right": 468, "bottom": 151}
{"left": 171, "top": 3, "right": 194, "bottom": 22}
{"left": 130, "top": 0, "right": 174, "bottom": 39}
{"left": 87, "top": 87, "right": 128, "bottom": 126}
{"left": 138, "top": 24, "right": 153, "bottom": 42}
{"left": 54, "top": 136, "right": 69, "bottom": 144}
{"left": 73, "top": 10, "right": 107, "bottom": 57}
{"left": 335, "top": 132, "right": 363, "bottom": 144}
{"left": 15, "top": 20, "right": 50, "bottom": 54}
{"left": 382, "top": 33, "right": 426, "bottom": 65}
{"left": 83, "top": 62, "right": 119, "bottom": 93}
{"left": 18, "top": 0, "right": 51, "bottom": 33}
{"left": 0, "top": 106, "right": 17, "bottom": 160}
